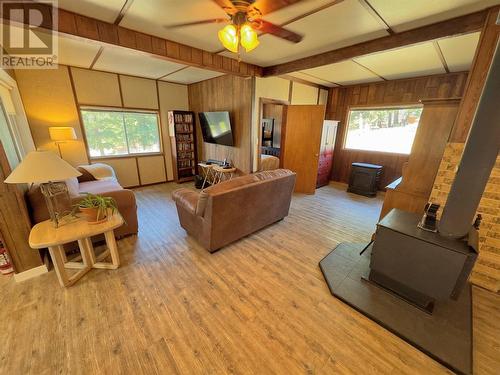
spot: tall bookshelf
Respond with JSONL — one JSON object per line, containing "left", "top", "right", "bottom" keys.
{"left": 168, "top": 110, "right": 197, "bottom": 183}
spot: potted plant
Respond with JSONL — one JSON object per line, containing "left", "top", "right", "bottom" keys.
{"left": 75, "top": 193, "right": 118, "bottom": 224}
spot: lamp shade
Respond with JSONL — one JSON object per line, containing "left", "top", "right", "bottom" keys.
{"left": 49, "top": 127, "right": 77, "bottom": 141}
{"left": 4, "top": 150, "right": 81, "bottom": 184}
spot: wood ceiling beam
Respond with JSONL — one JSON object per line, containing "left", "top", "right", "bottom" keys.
{"left": 0, "top": 5, "right": 262, "bottom": 77}
{"left": 262, "top": 9, "right": 489, "bottom": 77}
{"left": 57, "top": 9, "right": 262, "bottom": 77}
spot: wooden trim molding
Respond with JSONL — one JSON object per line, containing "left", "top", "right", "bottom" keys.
{"left": 263, "top": 9, "right": 489, "bottom": 76}
{"left": 114, "top": 0, "right": 135, "bottom": 25}
{"left": 279, "top": 74, "right": 330, "bottom": 90}
{"left": 0, "top": 5, "right": 262, "bottom": 78}
{"left": 13, "top": 264, "right": 49, "bottom": 283}
{"left": 56, "top": 9, "right": 262, "bottom": 77}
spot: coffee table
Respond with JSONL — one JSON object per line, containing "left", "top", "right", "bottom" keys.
{"left": 29, "top": 213, "right": 124, "bottom": 287}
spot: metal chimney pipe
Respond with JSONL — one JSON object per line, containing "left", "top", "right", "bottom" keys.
{"left": 438, "top": 39, "right": 500, "bottom": 238}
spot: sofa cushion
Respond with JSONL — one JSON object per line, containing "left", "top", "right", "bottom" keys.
{"left": 196, "top": 174, "right": 260, "bottom": 217}
{"left": 65, "top": 177, "right": 80, "bottom": 198}
{"left": 78, "top": 180, "right": 123, "bottom": 195}
{"left": 204, "top": 174, "right": 260, "bottom": 195}
{"left": 78, "top": 163, "right": 116, "bottom": 181}
{"left": 76, "top": 166, "right": 96, "bottom": 182}
{"left": 172, "top": 189, "right": 199, "bottom": 215}
{"left": 253, "top": 169, "right": 294, "bottom": 181}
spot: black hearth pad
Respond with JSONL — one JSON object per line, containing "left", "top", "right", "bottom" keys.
{"left": 319, "top": 243, "right": 472, "bottom": 375}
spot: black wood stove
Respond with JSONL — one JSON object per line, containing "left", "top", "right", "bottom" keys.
{"left": 320, "top": 36, "right": 500, "bottom": 375}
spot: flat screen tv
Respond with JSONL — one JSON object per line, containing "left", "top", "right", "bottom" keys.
{"left": 198, "top": 111, "right": 234, "bottom": 146}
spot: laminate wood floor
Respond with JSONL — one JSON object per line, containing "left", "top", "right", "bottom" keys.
{"left": 0, "top": 182, "right": 498, "bottom": 374}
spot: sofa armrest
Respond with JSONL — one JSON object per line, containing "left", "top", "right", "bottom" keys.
{"left": 172, "top": 188, "right": 199, "bottom": 215}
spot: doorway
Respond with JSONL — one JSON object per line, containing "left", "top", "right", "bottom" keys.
{"left": 257, "top": 98, "right": 288, "bottom": 172}
{"left": 257, "top": 98, "right": 327, "bottom": 193}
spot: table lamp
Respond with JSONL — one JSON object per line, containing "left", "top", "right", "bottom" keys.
{"left": 4, "top": 150, "right": 82, "bottom": 227}
{"left": 49, "top": 126, "right": 77, "bottom": 158}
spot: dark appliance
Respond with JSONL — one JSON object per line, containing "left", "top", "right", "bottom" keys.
{"left": 370, "top": 209, "right": 477, "bottom": 311}
{"left": 369, "top": 38, "right": 500, "bottom": 310}
{"left": 198, "top": 111, "right": 234, "bottom": 146}
{"left": 347, "top": 162, "right": 383, "bottom": 197}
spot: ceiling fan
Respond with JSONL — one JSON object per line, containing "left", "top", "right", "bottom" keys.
{"left": 165, "top": 0, "right": 304, "bottom": 54}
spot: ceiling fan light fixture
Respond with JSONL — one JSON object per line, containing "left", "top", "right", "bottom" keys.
{"left": 240, "top": 24, "right": 259, "bottom": 52}
{"left": 218, "top": 24, "right": 239, "bottom": 53}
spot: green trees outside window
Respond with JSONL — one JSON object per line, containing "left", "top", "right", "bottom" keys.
{"left": 345, "top": 106, "right": 423, "bottom": 154}
{"left": 81, "top": 109, "right": 161, "bottom": 158}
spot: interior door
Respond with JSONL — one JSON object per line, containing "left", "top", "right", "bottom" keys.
{"left": 281, "top": 105, "right": 325, "bottom": 194}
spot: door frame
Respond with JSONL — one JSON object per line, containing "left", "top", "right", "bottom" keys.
{"left": 257, "top": 97, "right": 289, "bottom": 172}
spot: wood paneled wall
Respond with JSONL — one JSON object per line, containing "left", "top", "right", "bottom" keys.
{"left": 326, "top": 72, "right": 469, "bottom": 188}
{"left": 188, "top": 75, "right": 253, "bottom": 174}
{"left": 0, "top": 143, "right": 43, "bottom": 273}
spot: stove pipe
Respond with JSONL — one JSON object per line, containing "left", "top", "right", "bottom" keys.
{"left": 438, "top": 39, "right": 500, "bottom": 238}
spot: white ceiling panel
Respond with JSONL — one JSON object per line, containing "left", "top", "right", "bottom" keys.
{"left": 222, "top": 0, "right": 388, "bottom": 66}
{"left": 57, "top": 0, "right": 125, "bottom": 23}
{"left": 258, "top": 0, "right": 339, "bottom": 24}
{"left": 93, "top": 47, "right": 186, "bottom": 79}
{"left": 369, "top": 0, "right": 500, "bottom": 32}
{"left": 120, "top": 0, "right": 337, "bottom": 54}
{"left": 57, "top": 35, "right": 101, "bottom": 69}
{"left": 301, "top": 60, "right": 382, "bottom": 86}
{"left": 162, "top": 67, "right": 225, "bottom": 84}
{"left": 287, "top": 72, "right": 338, "bottom": 87}
{"left": 354, "top": 43, "right": 445, "bottom": 80}
{"left": 438, "top": 32, "right": 480, "bottom": 72}
{"left": 120, "top": 0, "right": 228, "bottom": 52}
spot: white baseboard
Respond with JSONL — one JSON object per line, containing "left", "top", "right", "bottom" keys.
{"left": 13, "top": 264, "right": 49, "bottom": 283}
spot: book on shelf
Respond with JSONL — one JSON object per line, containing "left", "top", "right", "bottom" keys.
{"left": 174, "top": 113, "right": 193, "bottom": 123}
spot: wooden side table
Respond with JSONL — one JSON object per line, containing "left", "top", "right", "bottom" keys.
{"left": 212, "top": 165, "right": 236, "bottom": 184}
{"left": 29, "top": 213, "right": 124, "bottom": 287}
{"left": 198, "top": 162, "right": 215, "bottom": 189}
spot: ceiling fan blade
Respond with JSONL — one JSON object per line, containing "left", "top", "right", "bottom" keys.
{"left": 212, "top": 0, "right": 238, "bottom": 15}
{"left": 256, "top": 20, "right": 303, "bottom": 43}
{"left": 250, "top": 0, "right": 303, "bottom": 16}
{"left": 164, "top": 18, "right": 228, "bottom": 29}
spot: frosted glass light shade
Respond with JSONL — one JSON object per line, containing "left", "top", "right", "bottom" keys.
{"left": 49, "top": 127, "right": 77, "bottom": 141}
{"left": 4, "top": 150, "right": 81, "bottom": 184}
{"left": 240, "top": 24, "right": 259, "bottom": 52}
{"left": 218, "top": 24, "right": 239, "bottom": 53}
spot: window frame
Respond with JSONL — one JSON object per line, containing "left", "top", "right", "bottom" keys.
{"left": 80, "top": 106, "right": 163, "bottom": 160}
{"left": 342, "top": 104, "right": 423, "bottom": 155}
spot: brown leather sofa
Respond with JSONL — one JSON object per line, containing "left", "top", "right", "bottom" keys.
{"left": 27, "top": 175, "right": 138, "bottom": 238}
{"left": 172, "top": 169, "right": 296, "bottom": 252}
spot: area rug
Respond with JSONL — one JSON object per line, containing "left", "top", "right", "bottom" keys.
{"left": 319, "top": 243, "right": 472, "bottom": 375}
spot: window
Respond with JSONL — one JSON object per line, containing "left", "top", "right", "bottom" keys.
{"left": 344, "top": 106, "right": 423, "bottom": 154}
{"left": 81, "top": 108, "right": 161, "bottom": 158}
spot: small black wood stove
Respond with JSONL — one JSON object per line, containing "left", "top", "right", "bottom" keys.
{"left": 320, "top": 36, "right": 500, "bottom": 375}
